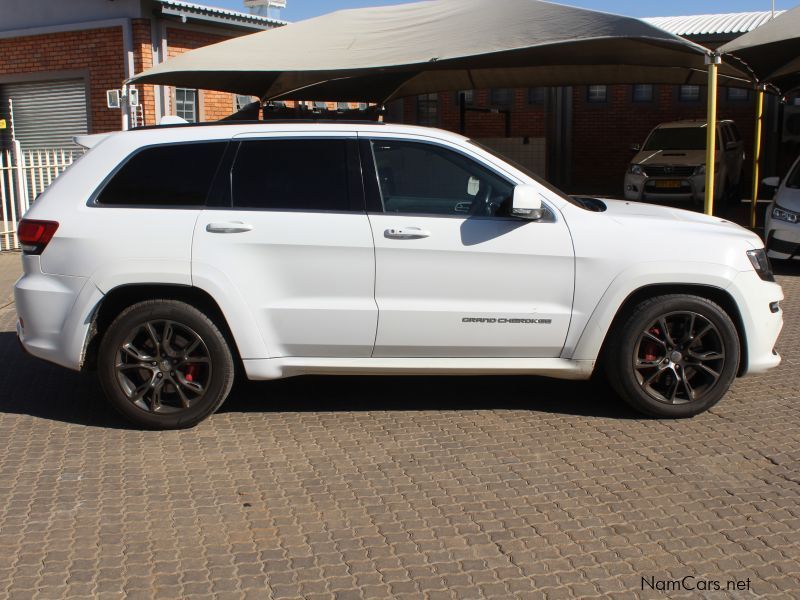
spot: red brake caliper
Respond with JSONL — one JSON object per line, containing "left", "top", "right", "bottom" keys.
{"left": 643, "top": 327, "right": 661, "bottom": 362}
{"left": 184, "top": 365, "right": 199, "bottom": 383}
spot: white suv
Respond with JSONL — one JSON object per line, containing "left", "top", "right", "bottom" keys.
{"left": 15, "top": 122, "right": 783, "bottom": 429}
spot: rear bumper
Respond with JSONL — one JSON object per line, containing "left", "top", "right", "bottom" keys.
{"left": 14, "top": 255, "right": 100, "bottom": 371}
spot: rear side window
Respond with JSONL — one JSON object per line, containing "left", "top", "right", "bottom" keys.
{"left": 232, "top": 139, "right": 351, "bottom": 211}
{"left": 97, "top": 142, "right": 226, "bottom": 206}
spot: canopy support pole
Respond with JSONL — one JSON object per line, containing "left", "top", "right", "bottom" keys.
{"left": 750, "top": 85, "right": 765, "bottom": 228}
{"left": 704, "top": 54, "right": 720, "bottom": 216}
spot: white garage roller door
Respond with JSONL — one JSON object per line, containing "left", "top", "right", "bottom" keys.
{"left": 0, "top": 79, "right": 89, "bottom": 149}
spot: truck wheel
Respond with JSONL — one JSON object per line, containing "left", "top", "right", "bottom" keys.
{"left": 605, "top": 295, "right": 740, "bottom": 418}
{"left": 98, "top": 300, "right": 235, "bottom": 429}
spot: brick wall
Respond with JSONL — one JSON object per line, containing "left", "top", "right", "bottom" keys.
{"left": 166, "top": 27, "right": 236, "bottom": 122}
{"left": 131, "top": 19, "right": 156, "bottom": 127}
{"left": 571, "top": 84, "right": 756, "bottom": 195}
{"left": 403, "top": 89, "right": 547, "bottom": 139}
{"left": 403, "top": 85, "right": 757, "bottom": 195}
{"left": 0, "top": 26, "right": 125, "bottom": 133}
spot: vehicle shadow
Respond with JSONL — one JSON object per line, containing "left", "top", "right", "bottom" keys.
{"left": 773, "top": 260, "right": 800, "bottom": 277}
{"left": 221, "top": 374, "right": 640, "bottom": 420}
{"left": 0, "top": 331, "right": 640, "bottom": 428}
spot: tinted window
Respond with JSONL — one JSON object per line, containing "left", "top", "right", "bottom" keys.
{"left": 232, "top": 139, "right": 351, "bottom": 211}
{"left": 788, "top": 160, "right": 800, "bottom": 189}
{"left": 97, "top": 142, "right": 226, "bottom": 206}
{"left": 643, "top": 127, "right": 719, "bottom": 151}
{"left": 371, "top": 140, "right": 514, "bottom": 217}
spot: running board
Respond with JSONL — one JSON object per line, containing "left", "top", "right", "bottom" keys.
{"left": 243, "top": 357, "right": 595, "bottom": 381}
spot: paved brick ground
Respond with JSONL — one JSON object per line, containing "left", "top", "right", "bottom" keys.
{"left": 0, "top": 251, "right": 798, "bottom": 599}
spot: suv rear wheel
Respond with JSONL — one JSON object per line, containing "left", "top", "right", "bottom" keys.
{"left": 606, "top": 295, "right": 740, "bottom": 418}
{"left": 98, "top": 300, "right": 235, "bottom": 429}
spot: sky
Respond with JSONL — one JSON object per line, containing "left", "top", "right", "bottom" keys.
{"left": 204, "top": 0, "right": 797, "bottom": 21}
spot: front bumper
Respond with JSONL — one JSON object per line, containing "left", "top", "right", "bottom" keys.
{"left": 727, "top": 270, "right": 783, "bottom": 376}
{"left": 624, "top": 173, "right": 716, "bottom": 203}
{"left": 765, "top": 211, "right": 800, "bottom": 260}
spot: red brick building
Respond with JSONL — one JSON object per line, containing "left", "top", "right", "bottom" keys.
{"left": 0, "top": 0, "right": 283, "bottom": 150}
{"left": 398, "top": 11, "right": 799, "bottom": 195}
{"left": 1, "top": 3, "right": 797, "bottom": 197}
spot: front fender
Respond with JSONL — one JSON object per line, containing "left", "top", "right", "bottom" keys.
{"left": 568, "top": 261, "right": 741, "bottom": 362}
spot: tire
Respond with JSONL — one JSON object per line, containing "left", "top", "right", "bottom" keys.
{"left": 605, "top": 295, "right": 740, "bottom": 418}
{"left": 98, "top": 300, "right": 235, "bottom": 429}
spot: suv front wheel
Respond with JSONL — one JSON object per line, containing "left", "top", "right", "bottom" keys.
{"left": 606, "top": 295, "right": 740, "bottom": 418}
{"left": 98, "top": 300, "right": 235, "bottom": 429}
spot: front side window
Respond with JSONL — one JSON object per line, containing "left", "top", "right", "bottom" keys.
{"left": 175, "top": 88, "right": 198, "bottom": 122}
{"left": 231, "top": 139, "right": 351, "bottom": 211}
{"left": 96, "top": 142, "right": 226, "bottom": 206}
{"left": 371, "top": 140, "right": 514, "bottom": 217}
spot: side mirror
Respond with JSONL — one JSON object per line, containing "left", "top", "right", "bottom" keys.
{"left": 630, "top": 143, "right": 641, "bottom": 152}
{"left": 512, "top": 185, "right": 544, "bottom": 220}
{"left": 763, "top": 176, "right": 781, "bottom": 188}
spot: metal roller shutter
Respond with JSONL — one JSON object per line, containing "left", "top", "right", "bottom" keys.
{"left": 0, "top": 79, "right": 89, "bottom": 149}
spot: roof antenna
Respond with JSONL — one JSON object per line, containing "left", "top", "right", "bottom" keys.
{"left": 771, "top": 0, "right": 775, "bottom": 19}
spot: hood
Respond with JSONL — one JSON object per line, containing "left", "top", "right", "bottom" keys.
{"left": 775, "top": 185, "right": 800, "bottom": 212}
{"left": 631, "top": 149, "right": 707, "bottom": 168}
{"left": 600, "top": 199, "right": 761, "bottom": 247}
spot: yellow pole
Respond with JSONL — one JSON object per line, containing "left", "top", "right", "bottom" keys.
{"left": 750, "top": 86, "right": 765, "bottom": 228}
{"left": 704, "top": 54, "right": 720, "bottom": 216}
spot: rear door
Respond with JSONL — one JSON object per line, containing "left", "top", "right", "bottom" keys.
{"left": 192, "top": 134, "right": 377, "bottom": 358}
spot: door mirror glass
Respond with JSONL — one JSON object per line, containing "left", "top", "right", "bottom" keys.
{"left": 630, "top": 143, "right": 641, "bottom": 152}
{"left": 512, "top": 185, "right": 544, "bottom": 220}
{"left": 763, "top": 176, "right": 781, "bottom": 188}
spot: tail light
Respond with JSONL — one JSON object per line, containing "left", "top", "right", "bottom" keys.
{"left": 18, "top": 219, "right": 59, "bottom": 255}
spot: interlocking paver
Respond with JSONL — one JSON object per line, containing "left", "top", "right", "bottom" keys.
{"left": 0, "top": 250, "right": 799, "bottom": 598}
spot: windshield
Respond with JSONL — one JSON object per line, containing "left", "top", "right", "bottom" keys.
{"left": 788, "top": 159, "right": 800, "bottom": 189}
{"left": 643, "top": 127, "right": 718, "bottom": 151}
{"left": 467, "top": 139, "right": 580, "bottom": 206}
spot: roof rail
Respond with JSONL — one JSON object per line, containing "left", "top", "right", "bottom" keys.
{"left": 130, "top": 119, "right": 387, "bottom": 132}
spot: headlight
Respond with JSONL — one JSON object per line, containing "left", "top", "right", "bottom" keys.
{"left": 747, "top": 248, "right": 775, "bottom": 282}
{"left": 772, "top": 205, "right": 799, "bottom": 224}
{"left": 695, "top": 165, "right": 706, "bottom": 175}
{"left": 629, "top": 164, "right": 645, "bottom": 176}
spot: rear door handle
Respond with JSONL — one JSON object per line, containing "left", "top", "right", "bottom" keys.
{"left": 206, "top": 222, "right": 253, "bottom": 234}
{"left": 384, "top": 227, "right": 431, "bottom": 240}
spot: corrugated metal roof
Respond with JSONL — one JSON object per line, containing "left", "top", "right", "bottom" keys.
{"left": 156, "top": 0, "right": 288, "bottom": 28}
{"left": 644, "top": 11, "right": 785, "bottom": 37}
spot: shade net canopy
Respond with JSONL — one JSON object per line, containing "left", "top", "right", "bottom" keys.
{"left": 130, "top": 0, "right": 751, "bottom": 103}
{"left": 719, "top": 5, "right": 800, "bottom": 94}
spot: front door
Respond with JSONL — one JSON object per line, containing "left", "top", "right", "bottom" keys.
{"left": 192, "top": 135, "right": 377, "bottom": 358}
{"left": 362, "top": 136, "right": 575, "bottom": 358}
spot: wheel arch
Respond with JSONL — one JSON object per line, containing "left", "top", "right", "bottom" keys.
{"left": 598, "top": 283, "right": 748, "bottom": 377}
{"left": 84, "top": 284, "right": 244, "bottom": 371}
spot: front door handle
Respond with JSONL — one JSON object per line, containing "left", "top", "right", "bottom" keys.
{"left": 384, "top": 227, "right": 431, "bottom": 240}
{"left": 206, "top": 222, "right": 253, "bottom": 234}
